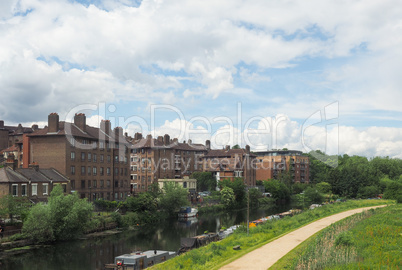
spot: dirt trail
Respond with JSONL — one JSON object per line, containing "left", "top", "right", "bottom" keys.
{"left": 220, "top": 205, "right": 387, "bottom": 270}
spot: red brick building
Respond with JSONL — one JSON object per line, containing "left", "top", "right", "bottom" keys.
{"left": 25, "top": 113, "right": 131, "bottom": 201}
{"left": 255, "top": 150, "right": 310, "bottom": 183}
{"left": 202, "top": 144, "right": 256, "bottom": 187}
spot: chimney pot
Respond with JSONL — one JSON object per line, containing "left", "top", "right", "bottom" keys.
{"left": 48, "top": 113, "right": 59, "bottom": 133}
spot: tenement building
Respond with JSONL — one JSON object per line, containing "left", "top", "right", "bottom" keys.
{"left": 25, "top": 113, "right": 131, "bottom": 201}
{"left": 202, "top": 144, "right": 257, "bottom": 187}
{"left": 128, "top": 133, "right": 207, "bottom": 194}
{"left": 255, "top": 150, "right": 310, "bottom": 183}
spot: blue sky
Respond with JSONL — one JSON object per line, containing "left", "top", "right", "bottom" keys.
{"left": 1, "top": 0, "right": 402, "bottom": 157}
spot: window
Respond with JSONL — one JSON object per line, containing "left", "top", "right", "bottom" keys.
{"left": 71, "top": 152, "right": 75, "bottom": 161}
{"left": 100, "top": 180, "right": 104, "bottom": 188}
{"left": 114, "top": 192, "right": 118, "bottom": 199}
{"left": 100, "top": 154, "right": 104, "bottom": 162}
{"left": 107, "top": 155, "right": 111, "bottom": 163}
{"left": 70, "top": 137, "right": 75, "bottom": 147}
{"left": 93, "top": 180, "right": 97, "bottom": 188}
{"left": 100, "top": 167, "right": 104, "bottom": 175}
{"left": 107, "top": 180, "right": 111, "bottom": 187}
{"left": 148, "top": 176, "right": 151, "bottom": 182}
{"left": 71, "top": 166, "right": 75, "bottom": 175}
{"left": 183, "top": 182, "right": 187, "bottom": 188}
{"left": 114, "top": 168, "right": 119, "bottom": 175}
{"left": 107, "top": 167, "right": 111, "bottom": 175}
{"left": 124, "top": 168, "right": 128, "bottom": 176}
{"left": 22, "top": 184, "right": 27, "bottom": 196}
{"left": 93, "top": 154, "right": 97, "bottom": 162}
{"left": 99, "top": 141, "right": 104, "bottom": 149}
{"left": 62, "top": 184, "right": 67, "bottom": 193}
{"left": 124, "top": 157, "right": 128, "bottom": 164}
{"left": 115, "top": 181, "right": 118, "bottom": 188}
{"left": 88, "top": 166, "right": 91, "bottom": 175}
{"left": 88, "top": 153, "right": 92, "bottom": 162}
{"left": 88, "top": 180, "right": 91, "bottom": 188}
{"left": 93, "top": 167, "right": 97, "bottom": 176}
{"left": 12, "top": 184, "right": 18, "bottom": 196}
{"left": 81, "top": 180, "right": 85, "bottom": 188}
{"left": 43, "top": 184, "right": 48, "bottom": 195}
{"left": 32, "top": 184, "right": 38, "bottom": 196}
{"left": 81, "top": 152, "right": 85, "bottom": 161}
{"left": 114, "top": 155, "right": 118, "bottom": 163}
{"left": 71, "top": 180, "right": 75, "bottom": 190}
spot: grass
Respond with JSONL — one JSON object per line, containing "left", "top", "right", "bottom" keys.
{"left": 271, "top": 203, "right": 401, "bottom": 270}
{"left": 150, "top": 199, "right": 392, "bottom": 270}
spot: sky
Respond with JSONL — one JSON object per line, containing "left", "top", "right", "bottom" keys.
{"left": 1, "top": 0, "right": 402, "bottom": 158}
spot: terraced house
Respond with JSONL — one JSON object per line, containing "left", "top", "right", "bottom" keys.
{"left": 24, "top": 113, "right": 131, "bottom": 201}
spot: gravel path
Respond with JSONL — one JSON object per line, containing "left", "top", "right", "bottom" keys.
{"left": 220, "top": 205, "right": 387, "bottom": 270}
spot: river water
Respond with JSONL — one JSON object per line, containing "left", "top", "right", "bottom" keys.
{"left": 0, "top": 204, "right": 290, "bottom": 270}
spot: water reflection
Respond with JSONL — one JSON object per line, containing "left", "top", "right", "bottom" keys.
{"left": 0, "top": 204, "right": 290, "bottom": 270}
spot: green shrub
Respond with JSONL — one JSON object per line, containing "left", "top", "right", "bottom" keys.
{"left": 335, "top": 231, "right": 354, "bottom": 246}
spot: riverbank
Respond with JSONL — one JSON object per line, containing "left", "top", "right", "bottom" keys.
{"left": 271, "top": 203, "right": 401, "bottom": 269}
{"left": 150, "top": 200, "right": 392, "bottom": 270}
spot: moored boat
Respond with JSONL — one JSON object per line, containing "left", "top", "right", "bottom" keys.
{"left": 105, "top": 250, "right": 176, "bottom": 269}
{"left": 178, "top": 206, "right": 198, "bottom": 218}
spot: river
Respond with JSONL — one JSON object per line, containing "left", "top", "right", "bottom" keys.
{"left": 0, "top": 204, "right": 291, "bottom": 270}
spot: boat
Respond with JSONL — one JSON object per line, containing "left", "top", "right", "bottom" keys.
{"left": 178, "top": 232, "right": 220, "bottom": 254}
{"left": 178, "top": 206, "right": 198, "bottom": 218}
{"left": 105, "top": 250, "right": 176, "bottom": 269}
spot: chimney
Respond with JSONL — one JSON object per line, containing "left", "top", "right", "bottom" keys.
{"left": 146, "top": 134, "right": 152, "bottom": 140}
{"left": 158, "top": 136, "right": 163, "bottom": 143}
{"left": 206, "top": 140, "right": 211, "bottom": 150}
{"left": 29, "top": 163, "right": 40, "bottom": 172}
{"left": 48, "top": 113, "right": 59, "bottom": 133}
{"left": 164, "top": 134, "right": 170, "bottom": 146}
{"left": 124, "top": 132, "right": 128, "bottom": 137}
{"left": 6, "top": 153, "right": 17, "bottom": 170}
{"left": 31, "top": 124, "right": 39, "bottom": 131}
{"left": 114, "top": 127, "right": 123, "bottom": 144}
{"left": 246, "top": 145, "right": 250, "bottom": 154}
{"left": 16, "top": 124, "right": 23, "bottom": 133}
{"left": 100, "top": 120, "right": 111, "bottom": 135}
{"left": 0, "top": 120, "right": 4, "bottom": 128}
{"left": 225, "top": 145, "right": 230, "bottom": 151}
{"left": 74, "top": 113, "right": 86, "bottom": 132}
{"left": 134, "top": 132, "right": 143, "bottom": 140}
{"left": 188, "top": 139, "right": 192, "bottom": 145}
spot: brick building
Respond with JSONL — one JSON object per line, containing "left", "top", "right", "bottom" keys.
{"left": 25, "top": 113, "right": 131, "bottom": 201}
{"left": 0, "top": 155, "right": 70, "bottom": 201}
{"left": 128, "top": 133, "right": 207, "bottom": 194}
{"left": 255, "top": 150, "right": 310, "bottom": 183}
{"left": 202, "top": 144, "right": 257, "bottom": 187}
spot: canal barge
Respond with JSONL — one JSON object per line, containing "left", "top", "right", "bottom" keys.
{"left": 105, "top": 250, "right": 176, "bottom": 269}
{"left": 177, "top": 206, "right": 198, "bottom": 218}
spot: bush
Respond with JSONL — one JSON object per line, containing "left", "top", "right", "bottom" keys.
{"left": 335, "top": 231, "right": 354, "bottom": 246}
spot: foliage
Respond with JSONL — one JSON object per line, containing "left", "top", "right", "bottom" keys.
{"left": 262, "top": 180, "right": 290, "bottom": 202}
{"left": 158, "top": 182, "right": 189, "bottom": 215}
{"left": 291, "top": 182, "right": 307, "bottom": 194}
{"left": 231, "top": 144, "right": 240, "bottom": 149}
{"left": 0, "top": 195, "right": 31, "bottom": 222}
{"left": 93, "top": 199, "right": 118, "bottom": 211}
{"left": 315, "top": 182, "right": 332, "bottom": 194}
{"left": 220, "top": 187, "right": 235, "bottom": 208}
{"left": 22, "top": 185, "right": 93, "bottom": 243}
{"left": 383, "top": 181, "right": 402, "bottom": 200}
{"left": 248, "top": 188, "right": 262, "bottom": 208}
{"left": 192, "top": 172, "right": 217, "bottom": 192}
{"left": 126, "top": 192, "right": 158, "bottom": 212}
{"left": 303, "top": 187, "right": 324, "bottom": 204}
{"left": 152, "top": 200, "right": 390, "bottom": 270}
{"left": 357, "top": 185, "right": 379, "bottom": 199}
{"left": 220, "top": 178, "right": 246, "bottom": 206}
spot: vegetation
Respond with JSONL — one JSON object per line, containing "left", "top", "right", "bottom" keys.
{"left": 191, "top": 172, "right": 216, "bottom": 192}
{"left": 158, "top": 182, "right": 189, "bottom": 215}
{"left": 0, "top": 195, "right": 31, "bottom": 222}
{"left": 272, "top": 204, "right": 401, "bottom": 269}
{"left": 151, "top": 200, "right": 391, "bottom": 270}
{"left": 22, "top": 185, "right": 94, "bottom": 243}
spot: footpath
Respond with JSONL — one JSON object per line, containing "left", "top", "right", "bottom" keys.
{"left": 220, "top": 205, "right": 387, "bottom": 270}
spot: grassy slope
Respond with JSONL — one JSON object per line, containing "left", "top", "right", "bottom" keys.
{"left": 151, "top": 200, "right": 392, "bottom": 270}
{"left": 271, "top": 203, "right": 401, "bottom": 269}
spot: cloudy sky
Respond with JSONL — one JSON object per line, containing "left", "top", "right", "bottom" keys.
{"left": 1, "top": 0, "right": 402, "bottom": 157}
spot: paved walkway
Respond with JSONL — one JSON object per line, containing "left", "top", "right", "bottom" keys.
{"left": 220, "top": 205, "right": 387, "bottom": 270}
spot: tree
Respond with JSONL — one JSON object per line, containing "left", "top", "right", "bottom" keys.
{"left": 232, "top": 144, "right": 240, "bottom": 149}
{"left": 248, "top": 188, "right": 262, "bottom": 207}
{"left": 192, "top": 172, "right": 217, "bottom": 192}
{"left": 263, "top": 180, "right": 290, "bottom": 202}
{"left": 383, "top": 181, "right": 402, "bottom": 200}
{"left": 316, "top": 182, "right": 332, "bottom": 194}
{"left": 158, "top": 182, "right": 189, "bottom": 215}
{"left": 0, "top": 195, "right": 31, "bottom": 222}
{"left": 23, "top": 185, "right": 93, "bottom": 242}
{"left": 304, "top": 187, "right": 324, "bottom": 204}
{"left": 220, "top": 187, "right": 235, "bottom": 208}
{"left": 220, "top": 178, "right": 246, "bottom": 206}
{"left": 126, "top": 192, "right": 158, "bottom": 212}
{"left": 357, "top": 185, "right": 379, "bottom": 199}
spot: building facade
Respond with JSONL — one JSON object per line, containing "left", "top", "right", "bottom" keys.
{"left": 202, "top": 144, "right": 257, "bottom": 187}
{"left": 255, "top": 150, "right": 310, "bottom": 183}
{"left": 25, "top": 113, "right": 131, "bottom": 201}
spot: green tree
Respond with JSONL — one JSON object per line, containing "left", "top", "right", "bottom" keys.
{"left": 220, "top": 178, "right": 246, "bottom": 206}
{"left": 126, "top": 192, "right": 158, "bottom": 212}
{"left": 23, "top": 185, "right": 93, "bottom": 242}
{"left": 263, "top": 180, "right": 290, "bottom": 202}
{"left": 316, "top": 182, "right": 332, "bottom": 194}
{"left": 357, "top": 185, "right": 379, "bottom": 199}
{"left": 191, "top": 172, "right": 217, "bottom": 192}
{"left": 220, "top": 187, "right": 235, "bottom": 208}
{"left": 232, "top": 144, "right": 240, "bottom": 149}
{"left": 303, "top": 187, "right": 324, "bottom": 204}
{"left": 158, "top": 182, "right": 189, "bottom": 215}
{"left": 0, "top": 195, "right": 31, "bottom": 222}
{"left": 248, "top": 188, "right": 262, "bottom": 207}
{"left": 383, "top": 181, "right": 402, "bottom": 200}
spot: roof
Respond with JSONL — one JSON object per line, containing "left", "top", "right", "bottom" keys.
{"left": 130, "top": 137, "right": 207, "bottom": 151}
{"left": 254, "top": 150, "right": 305, "bottom": 156}
{"left": 28, "top": 121, "right": 129, "bottom": 144}
{"left": 0, "top": 124, "right": 36, "bottom": 135}
{"left": 204, "top": 148, "right": 254, "bottom": 158}
{"left": 0, "top": 145, "right": 19, "bottom": 155}
{"left": 0, "top": 166, "right": 69, "bottom": 184}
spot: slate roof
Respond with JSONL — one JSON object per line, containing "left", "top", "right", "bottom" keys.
{"left": 0, "top": 145, "right": 19, "bottom": 155}
{"left": 0, "top": 167, "right": 68, "bottom": 184}
{"left": 130, "top": 137, "right": 207, "bottom": 151}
